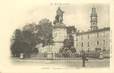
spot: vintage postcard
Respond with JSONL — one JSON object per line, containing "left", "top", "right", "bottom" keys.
{"left": 0, "top": 0, "right": 114, "bottom": 73}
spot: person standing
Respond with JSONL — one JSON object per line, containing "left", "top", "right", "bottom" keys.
{"left": 82, "top": 51, "right": 88, "bottom": 67}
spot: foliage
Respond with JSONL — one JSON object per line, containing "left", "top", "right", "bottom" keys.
{"left": 36, "top": 18, "right": 53, "bottom": 46}
{"left": 11, "top": 29, "right": 32, "bottom": 57}
{"left": 10, "top": 18, "right": 53, "bottom": 58}
{"left": 66, "top": 26, "right": 76, "bottom": 34}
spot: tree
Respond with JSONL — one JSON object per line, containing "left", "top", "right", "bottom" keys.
{"left": 23, "top": 23, "right": 37, "bottom": 33}
{"left": 36, "top": 18, "right": 53, "bottom": 46}
{"left": 22, "top": 30, "right": 35, "bottom": 48}
{"left": 22, "top": 23, "right": 39, "bottom": 55}
{"left": 11, "top": 29, "right": 23, "bottom": 57}
{"left": 11, "top": 28, "right": 34, "bottom": 58}
{"left": 67, "top": 26, "right": 76, "bottom": 34}
{"left": 10, "top": 18, "right": 54, "bottom": 58}
{"left": 13, "top": 29, "right": 23, "bottom": 41}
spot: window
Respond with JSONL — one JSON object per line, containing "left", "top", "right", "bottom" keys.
{"left": 88, "top": 35, "right": 89, "bottom": 39}
{"left": 97, "top": 41, "right": 99, "bottom": 45}
{"left": 103, "top": 40, "right": 105, "bottom": 45}
{"left": 103, "top": 40, "right": 105, "bottom": 50}
{"left": 88, "top": 48, "right": 90, "bottom": 52}
{"left": 82, "top": 42, "right": 83, "bottom": 47}
{"left": 88, "top": 42, "right": 89, "bottom": 47}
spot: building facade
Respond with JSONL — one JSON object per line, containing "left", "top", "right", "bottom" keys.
{"left": 75, "top": 7, "right": 110, "bottom": 57}
{"left": 76, "top": 28, "right": 110, "bottom": 52}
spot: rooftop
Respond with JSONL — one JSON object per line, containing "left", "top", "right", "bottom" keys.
{"left": 77, "top": 27, "right": 110, "bottom": 35}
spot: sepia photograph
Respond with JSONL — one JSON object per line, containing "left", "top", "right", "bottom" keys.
{"left": 0, "top": 0, "right": 114, "bottom": 73}
{"left": 10, "top": 4, "right": 110, "bottom": 68}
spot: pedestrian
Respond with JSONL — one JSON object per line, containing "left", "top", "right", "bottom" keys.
{"left": 82, "top": 51, "right": 88, "bottom": 67}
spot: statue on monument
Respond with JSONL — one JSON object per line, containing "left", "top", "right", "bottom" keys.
{"left": 53, "top": 7, "right": 64, "bottom": 24}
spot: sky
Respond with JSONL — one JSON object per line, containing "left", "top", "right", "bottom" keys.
{"left": 9, "top": 4, "right": 110, "bottom": 31}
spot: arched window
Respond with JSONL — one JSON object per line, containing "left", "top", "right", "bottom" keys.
{"left": 88, "top": 42, "right": 89, "bottom": 47}
{"left": 103, "top": 40, "right": 105, "bottom": 45}
{"left": 82, "top": 42, "right": 83, "bottom": 47}
{"left": 97, "top": 41, "right": 99, "bottom": 45}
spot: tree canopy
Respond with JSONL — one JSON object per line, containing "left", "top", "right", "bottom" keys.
{"left": 36, "top": 18, "right": 53, "bottom": 46}
{"left": 10, "top": 18, "right": 53, "bottom": 58}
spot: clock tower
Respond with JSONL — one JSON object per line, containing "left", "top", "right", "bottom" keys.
{"left": 90, "top": 7, "right": 98, "bottom": 30}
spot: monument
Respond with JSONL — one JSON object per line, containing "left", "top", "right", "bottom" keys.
{"left": 52, "top": 7, "right": 67, "bottom": 54}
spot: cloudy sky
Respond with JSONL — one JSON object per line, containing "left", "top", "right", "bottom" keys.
{"left": 9, "top": 4, "right": 109, "bottom": 31}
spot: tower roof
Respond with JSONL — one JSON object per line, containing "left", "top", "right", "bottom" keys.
{"left": 91, "top": 7, "right": 97, "bottom": 17}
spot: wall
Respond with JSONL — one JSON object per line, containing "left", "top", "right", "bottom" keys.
{"left": 76, "top": 29, "right": 110, "bottom": 52}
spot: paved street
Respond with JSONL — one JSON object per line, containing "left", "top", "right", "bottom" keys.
{"left": 12, "top": 58, "right": 109, "bottom": 68}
